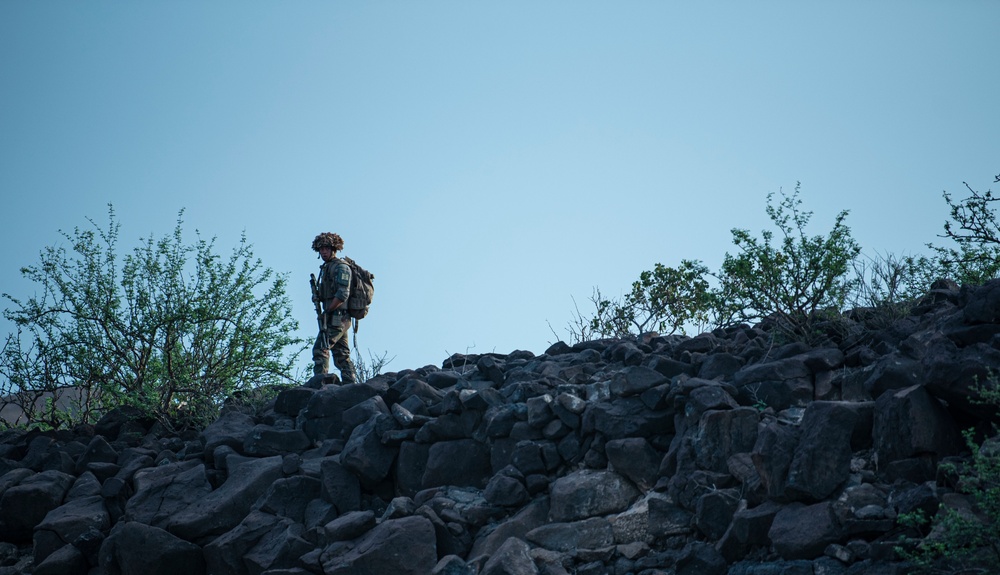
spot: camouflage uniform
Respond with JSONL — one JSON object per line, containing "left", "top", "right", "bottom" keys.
{"left": 312, "top": 256, "right": 357, "bottom": 383}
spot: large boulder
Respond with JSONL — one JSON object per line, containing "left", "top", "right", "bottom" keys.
{"left": 320, "top": 515, "right": 437, "bottom": 575}
{"left": 468, "top": 497, "right": 550, "bottom": 561}
{"left": 243, "top": 425, "right": 310, "bottom": 457}
{"left": 873, "top": 385, "right": 962, "bottom": 469}
{"left": 320, "top": 458, "right": 361, "bottom": 514}
{"left": 862, "top": 356, "right": 925, "bottom": 398}
{"left": 549, "top": 470, "right": 641, "bottom": 522}
{"left": 422, "top": 439, "right": 492, "bottom": 489}
{"left": 124, "top": 461, "right": 211, "bottom": 528}
{"left": 167, "top": 455, "right": 284, "bottom": 541}
{"left": 202, "top": 511, "right": 284, "bottom": 575}
{"left": 734, "top": 357, "right": 813, "bottom": 411}
{"left": 479, "top": 536, "right": 538, "bottom": 575}
{"left": 785, "top": 401, "right": 858, "bottom": 501}
{"left": 200, "top": 410, "right": 256, "bottom": 460}
{"left": 99, "top": 521, "right": 205, "bottom": 575}
{"left": 716, "top": 500, "right": 782, "bottom": 563}
{"left": 340, "top": 414, "right": 399, "bottom": 486}
{"left": 751, "top": 422, "right": 801, "bottom": 501}
{"left": 525, "top": 516, "right": 614, "bottom": 552}
{"left": 768, "top": 502, "right": 841, "bottom": 560}
{"left": 203, "top": 510, "right": 312, "bottom": 575}
{"left": 32, "top": 495, "right": 110, "bottom": 567}
{"left": 299, "top": 384, "right": 380, "bottom": 442}
{"left": 610, "top": 366, "right": 669, "bottom": 397}
{"left": 923, "top": 339, "right": 1000, "bottom": 422}
{"left": 254, "top": 475, "right": 322, "bottom": 523}
{"left": 605, "top": 437, "right": 662, "bottom": 492}
{"left": 0, "top": 469, "right": 74, "bottom": 542}
{"left": 962, "top": 278, "right": 1000, "bottom": 324}
{"left": 583, "top": 397, "right": 673, "bottom": 438}
{"left": 692, "top": 407, "right": 759, "bottom": 474}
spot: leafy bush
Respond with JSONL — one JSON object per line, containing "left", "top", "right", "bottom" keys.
{"left": 0, "top": 206, "right": 306, "bottom": 429}
{"left": 566, "top": 175, "right": 999, "bottom": 345}
{"left": 922, "top": 174, "right": 1000, "bottom": 287}
{"left": 714, "top": 184, "right": 861, "bottom": 341}
{"left": 562, "top": 260, "right": 713, "bottom": 342}
{"left": 591, "top": 259, "right": 713, "bottom": 338}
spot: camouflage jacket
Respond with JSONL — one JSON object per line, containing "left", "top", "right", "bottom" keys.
{"left": 317, "top": 257, "right": 352, "bottom": 313}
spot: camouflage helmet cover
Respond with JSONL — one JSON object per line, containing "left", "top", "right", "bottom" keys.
{"left": 311, "top": 232, "right": 344, "bottom": 252}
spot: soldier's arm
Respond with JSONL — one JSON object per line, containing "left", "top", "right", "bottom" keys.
{"left": 324, "top": 261, "right": 351, "bottom": 311}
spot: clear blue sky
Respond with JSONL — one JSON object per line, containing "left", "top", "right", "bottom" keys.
{"left": 2, "top": 2, "right": 998, "bottom": 373}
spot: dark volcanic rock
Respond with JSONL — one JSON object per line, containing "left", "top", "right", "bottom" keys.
{"left": 423, "top": 438, "right": 492, "bottom": 489}
{"left": 785, "top": 401, "right": 858, "bottom": 501}
{"left": 167, "top": 455, "right": 283, "bottom": 541}
{"left": 479, "top": 536, "right": 538, "bottom": 575}
{"left": 768, "top": 502, "right": 840, "bottom": 560}
{"left": 243, "top": 424, "right": 310, "bottom": 457}
{"left": 734, "top": 357, "right": 813, "bottom": 411}
{"left": 200, "top": 410, "right": 256, "bottom": 460}
{"left": 873, "top": 385, "right": 962, "bottom": 468}
{"left": 32, "top": 494, "right": 109, "bottom": 566}
{"left": 254, "top": 475, "right": 321, "bottom": 523}
{"left": 549, "top": 470, "right": 640, "bottom": 522}
{"left": 751, "top": 421, "right": 801, "bottom": 501}
{"left": 5, "top": 280, "right": 999, "bottom": 575}
{"left": 100, "top": 521, "right": 205, "bottom": 575}
{"left": 0, "top": 469, "right": 74, "bottom": 542}
{"left": 605, "top": 437, "right": 661, "bottom": 491}
{"left": 124, "top": 460, "right": 211, "bottom": 528}
{"left": 340, "top": 414, "right": 399, "bottom": 486}
{"left": 202, "top": 510, "right": 297, "bottom": 575}
{"left": 526, "top": 516, "right": 614, "bottom": 552}
{"left": 692, "top": 407, "right": 758, "bottom": 474}
{"left": 320, "top": 515, "right": 437, "bottom": 575}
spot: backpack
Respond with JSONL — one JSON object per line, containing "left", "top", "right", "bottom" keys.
{"left": 340, "top": 256, "right": 374, "bottom": 320}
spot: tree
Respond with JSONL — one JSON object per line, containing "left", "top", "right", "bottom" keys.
{"left": 0, "top": 206, "right": 306, "bottom": 428}
{"left": 715, "top": 185, "right": 861, "bottom": 341}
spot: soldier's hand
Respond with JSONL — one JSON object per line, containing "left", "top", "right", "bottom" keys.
{"left": 312, "top": 294, "right": 319, "bottom": 303}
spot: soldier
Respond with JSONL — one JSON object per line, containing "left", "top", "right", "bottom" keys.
{"left": 310, "top": 232, "right": 357, "bottom": 384}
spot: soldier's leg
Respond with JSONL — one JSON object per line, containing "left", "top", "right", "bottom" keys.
{"left": 312, "top": 329, "right": 331, "bottom": 376}
{"left": 330, "top": 318, "right": 357, "bottom": 384}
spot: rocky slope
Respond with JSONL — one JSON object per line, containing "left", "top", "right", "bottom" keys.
{"left": 0, "top": 278, "right": 998, "bottom": 575}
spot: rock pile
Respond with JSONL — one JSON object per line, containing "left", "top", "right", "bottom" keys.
{"left": 1, "top": 278, "right": 999, "bottom": 574}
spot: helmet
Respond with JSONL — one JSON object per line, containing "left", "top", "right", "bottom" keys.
{"left": 311, "top": 232, "right": 344, "bottom": 252}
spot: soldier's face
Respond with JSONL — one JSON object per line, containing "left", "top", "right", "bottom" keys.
{"left": 319, "top": 246, "right": 334, "bottom": 261}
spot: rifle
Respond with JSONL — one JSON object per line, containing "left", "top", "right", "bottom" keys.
{"left": 310, "top": 273, "right": 328, "bottom": 348}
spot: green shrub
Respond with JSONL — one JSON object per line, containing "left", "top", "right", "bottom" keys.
{"left": 922, "top": 174, "right": 1000, "bottom": 287}
{"left": 714, "top": 184, "right": 861, "bottom": 341}
{"left": 0, "top": 206, "right": 307, "bottom": 429}
{"left": 570, "top": 259, "right": 713, "bottom": 341}
{"left": 896, "top": 431, "right": 1000, "bottom": 573}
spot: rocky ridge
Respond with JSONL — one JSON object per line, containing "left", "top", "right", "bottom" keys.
{"left": 0, "top": 278, "right": 998, "bottom": 574}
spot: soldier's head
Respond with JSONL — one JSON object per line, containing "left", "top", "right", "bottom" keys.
{"left": 312, "top": 232, "right": 343, "bottom": 262}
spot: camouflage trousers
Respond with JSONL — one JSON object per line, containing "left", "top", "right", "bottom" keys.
{"left": 312, "top": 312, "right": 357, "bottom": 384}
